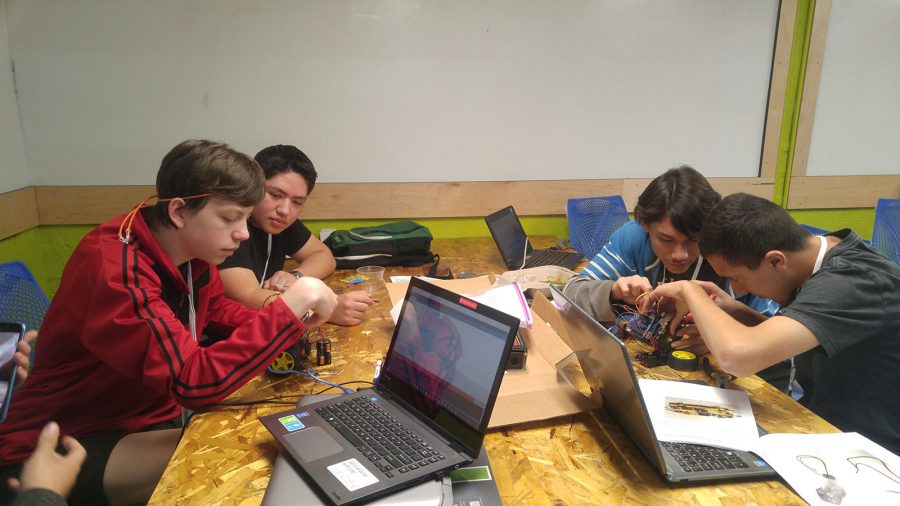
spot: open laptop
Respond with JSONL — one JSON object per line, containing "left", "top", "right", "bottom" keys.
{"left": 263, "top": 395, "right": 452, "bottom": 506}
{"left": 485, "top": 206, "right": 581, "bottom": 270}
{"left": 548, "top": 285, "right": 776, "bottom": 484}
{"left": 260, "top": 277, "right": 518, "bottom": 505}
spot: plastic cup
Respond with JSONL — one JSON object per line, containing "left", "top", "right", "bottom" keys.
{"left": 356, "top": 266, "right": 385, "bottom": 296}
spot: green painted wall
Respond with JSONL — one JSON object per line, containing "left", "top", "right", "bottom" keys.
{"left": 0, "top": 217, "right": 567, "bottom": 298}
{"left": 1, "top": 207, "right": 876, "bottom": 300}
{"left": 0, "top": 226, "right": 92, "bottom": 297}
{"left": 788, "top": 209, "right": 875, "bottom": 239}
{"left": 0, "top": 229, "right": 46, "bottom": 291}
{"left": 774, "top": 0, "right": 815, "bottom": 206}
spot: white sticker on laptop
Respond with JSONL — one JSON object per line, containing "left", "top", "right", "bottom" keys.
{"left": 327, "top": 458, "right": 379, "bottom": 491}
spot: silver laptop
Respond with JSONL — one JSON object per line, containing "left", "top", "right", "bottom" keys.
{"left": 263, "top": 395, "right": 452, "bottom": 506}
{"left": 485, "top": 206, "right": 581, "bottom": 270}
{"left": 548, "top": 285, "right": 776, "bottom": 483}
{"left": 260, "top": 278, "right": 518, "bottom": 505}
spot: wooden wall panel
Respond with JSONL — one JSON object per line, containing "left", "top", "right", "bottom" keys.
{"left": 0, "top": 187, "right": 40, "bottom": 240}
{"left": 6, "top": 175, "right": 893, "bottom": 235}
{"left": 791, "top": 0, "right": 831, "bottom": 177}
{"left": 29, "top": 178, "right": 774, "bottom": 225}
{"left": 760, "top": 0, "right": 798, "bottom": 178}
{"left": 34, "top": 185, "right": 153, "bottom": 225}
{"left": 788, "top": 175, "right": 900, "bottom": 209}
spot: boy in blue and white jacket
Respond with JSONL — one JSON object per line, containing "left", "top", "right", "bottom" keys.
{"left": 563, "top": 167, "right": 779, "bottom": 352}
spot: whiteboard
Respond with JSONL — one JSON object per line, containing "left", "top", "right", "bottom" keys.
{"left": 0, "top": 1, "right": 30, "bottom": 194}
{"left": 7, "top": 0, "right": 778, "bottom": 185}
{"left": 807, "top": 0, "right": 900, "bottom": 176}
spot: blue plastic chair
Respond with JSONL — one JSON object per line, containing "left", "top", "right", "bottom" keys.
{"left": 872, "top": 198, "right": 899, "bottom": 264}
{"left": 0, "top": 260, "right": 50, "bottom": 333}
{"left": 567, "top": 195, "right": 630, "bottom": 260}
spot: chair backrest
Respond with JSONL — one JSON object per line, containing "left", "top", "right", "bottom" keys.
{"left": 872, "top": 198, "right": 900, "bottom": 264}
{"left": 0, "top": 260, "right": 50, "bottom": 332}
{"left": 567, "top": 195, "right": 630, "bottom": 260}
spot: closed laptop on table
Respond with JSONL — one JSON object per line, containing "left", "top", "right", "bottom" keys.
{"left": 485, "top": 206, "right": 581, "bottom": 270}
{"left": 260, "top": 277, "right": 518, "bottom": 505}
{"left": 548, "top": 285, "right": 776, "bottom": 484}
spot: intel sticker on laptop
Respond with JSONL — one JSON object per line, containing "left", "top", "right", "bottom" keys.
{"left": 278, "top": 415, "right": 306, "bottom": 432}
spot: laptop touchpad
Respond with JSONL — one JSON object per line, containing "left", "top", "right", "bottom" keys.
{"left": 284, "top": 427, "right": 343, "bottom": 462}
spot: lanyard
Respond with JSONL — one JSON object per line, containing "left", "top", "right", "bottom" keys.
{"left": 186, "top": 262, "right": 197, "bottom": 342}
{"left": 259, "top": 233, "right": 272, "bottom": 287}
{"left": 812, "top": 235, "right": 827, "bottom": 275}
{"left": 183, "top": 262, "right": 198, "bottom": 426}
{"left": 787, "top": 234, "right": 828, "bottom": 398}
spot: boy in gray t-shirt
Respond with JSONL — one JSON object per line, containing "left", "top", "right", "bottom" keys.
{"left": 647, "top": 193, "right": 900, "bottom": 455}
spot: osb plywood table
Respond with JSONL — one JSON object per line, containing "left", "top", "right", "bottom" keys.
{"left": 149, "top": 237, "right": 836, "bottom": 505}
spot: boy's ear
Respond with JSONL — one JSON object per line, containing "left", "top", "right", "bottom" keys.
{"left": 167, "top": 198, "right": 188, "bottom": 229}
{"left": 764, "top": 250, "right": 787, "bottom": 272}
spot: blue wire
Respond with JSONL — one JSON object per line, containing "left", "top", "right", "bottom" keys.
{"left": 267, "top": 366, "right": 355, "bottom": 395}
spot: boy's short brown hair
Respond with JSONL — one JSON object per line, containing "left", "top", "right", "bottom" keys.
{"left": 147, "top": 140, "right": 265, "bottom": 228}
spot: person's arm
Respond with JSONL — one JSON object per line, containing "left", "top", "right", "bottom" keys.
{"left": 328, "top": 291, "right": 375, "bottom": 326}
{"left": 609, "top": 275, "right": 653, "bottom": 305}
{"left": 561, "top": 276, "right": 619, "bottom": 322}
{"left": 287, "top": 236, "right": 336, "bottom": 279}
{"left": 690, "top": 280, "right": 769, "bottom": 327}
{"left": 7, "top": 421, "right": 86, "bottom": 504}
{"left": 565, "top": 222, "right": 652, "bottom": 320}
{"left": 218, "top": 266, "right": 281, "bottom": 310}
{"left": 650, "top": 280, "right": 819, "bottom": 377}
{"left": 82, "top": 260, "right": 335, "bottom": 410}
{"left": 219, "top": 252, "right": 370, "bottom": 325}
{"left": 262, "top": 235, "right": 336, "bottom": 291}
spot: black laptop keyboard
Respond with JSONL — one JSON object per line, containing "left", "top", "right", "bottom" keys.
{"left": 660, "top": 441, "right": 749, "bottom": 473}
{"left": 316, "top": 397, "right": 447, "bottom": 479}
{"left": 524, "top": 248, "right": 575, "bottom": 268}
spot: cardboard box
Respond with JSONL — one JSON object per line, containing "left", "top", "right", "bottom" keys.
{"left": 385, "top": 276, "right": 600, "bottom": 428}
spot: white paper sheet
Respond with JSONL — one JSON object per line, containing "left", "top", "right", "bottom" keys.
{"left": 469, "top": 281, "right": 531, "bottom": 328}
{"left": 388, "top": 277, "right": 530, "bottom": 328}
{"left": 638, "top": 379, "right": 759, "bottom": 451}
{"left": 754, "top": 432, "right": 900, "bottom": 505}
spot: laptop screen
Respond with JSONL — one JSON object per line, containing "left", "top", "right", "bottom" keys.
{"left": 381, "top": 279, "right": 517, "bottom": 455}
{"left": 550, "top": 286, "right": 668, "bottom": 469}
{"left": 485, "top": 206, "right": 533, "bottom": 267}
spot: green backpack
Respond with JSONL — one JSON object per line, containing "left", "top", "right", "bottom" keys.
{"left": 323, "top": 221, "right": 436, "bottom": 269}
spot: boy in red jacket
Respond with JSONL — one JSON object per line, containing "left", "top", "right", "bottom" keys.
{"left": 0, "top": 140, "right": 337, "bottom": 506}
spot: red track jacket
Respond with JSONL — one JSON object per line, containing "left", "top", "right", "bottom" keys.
{"left": 0, "top": 211, "right": 307, "bottom": 462}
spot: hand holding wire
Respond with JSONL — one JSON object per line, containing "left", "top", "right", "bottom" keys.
{"left": 612, "top": 276, "right": 654, "bottom": 305}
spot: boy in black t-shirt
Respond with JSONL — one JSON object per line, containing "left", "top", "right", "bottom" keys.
{"left": 218, "top": 145, "right": 373, "bottom": 325}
